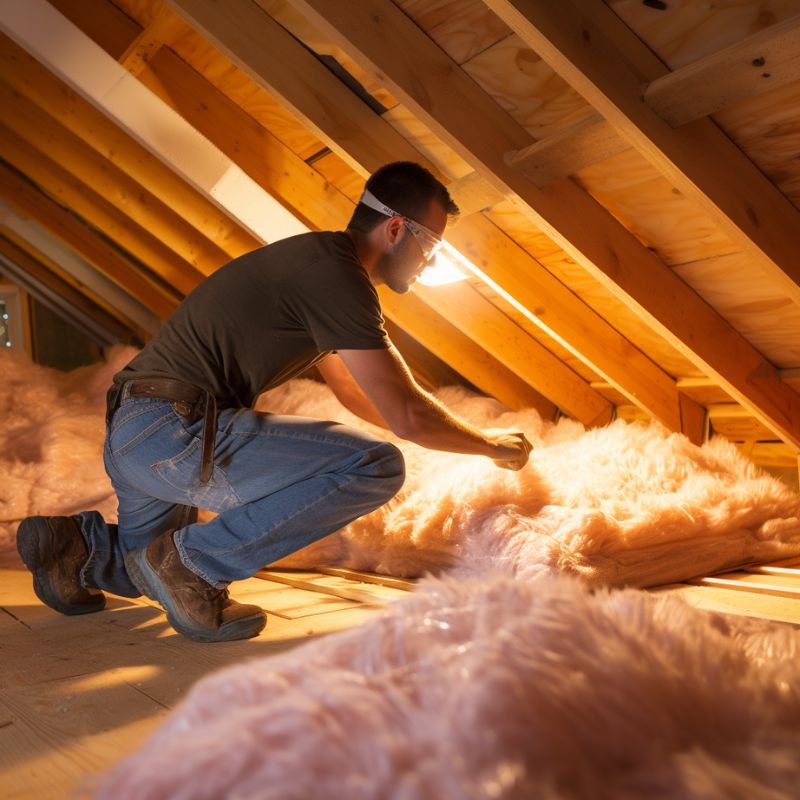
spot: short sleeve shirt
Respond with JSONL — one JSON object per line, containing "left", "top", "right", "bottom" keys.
{"left": 115, "top": 232, "right": 389, "bottom": 408}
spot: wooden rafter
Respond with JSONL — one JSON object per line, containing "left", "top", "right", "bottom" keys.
{"left": 289, "top": 0, "right": 800, "bottom": 450}
{"left": 19, "top": 0, "right": 555, "bottom": 419}
{"left": 483, "top": 0, "right": 800, "bottom": 309}
{"left": 0, "top": 121, "right": 205, "bottom": 297}
{"left": 0, "top": 160, "right": 178, "bottom": 320}
{"left": 0, "top": 233, "right": 142, "bottom": 345}
{"left": 0, "top": 75, "right": 230, "bottom": 279}
{"left": 166, "top": 0, "right": 434, "bottom": 178}
{"left": 0, "top": 35, "right": 258, "bottom": 260}
{"left": 378, "top": 289, "right": 557, "bottom": 418}
{"left": 166, "top": 0, "right": 719, "bottom": 432}
{"left": 644, "top": 14, "right": 800, "bottom": 127}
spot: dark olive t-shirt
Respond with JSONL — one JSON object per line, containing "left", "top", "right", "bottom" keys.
{"left": 115, "top": 232, "right": 389, "bottom": 408}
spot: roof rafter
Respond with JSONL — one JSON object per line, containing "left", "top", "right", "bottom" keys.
{"left": 166, "top": 0, "right": 699, "bottom": 438}
{"left": 484, "top": 0, "right": 800, "bottom": 308}
{"left": 0, "top": 160, "right": 178, "bottom": 320}
{"left": 288, "top": 0, "right": 800, "bottom": 449}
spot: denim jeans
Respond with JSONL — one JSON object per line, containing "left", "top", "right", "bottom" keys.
{"left": 78, "top": 384, "right": 405, "bottom": 597}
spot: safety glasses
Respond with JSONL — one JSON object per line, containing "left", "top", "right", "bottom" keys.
{"left": 359, "top": 189, "right": 444, "bottom": 262}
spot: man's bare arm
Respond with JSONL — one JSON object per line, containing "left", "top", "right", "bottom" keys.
{"left": 317, "top": 353, "right": 389, "bottom": 429}
{"left": 336, "top": 345, "right": 531, "bottom": 470}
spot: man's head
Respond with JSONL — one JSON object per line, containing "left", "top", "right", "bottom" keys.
{"left": 347, "top": 162, "right": 459, "bottom": 293}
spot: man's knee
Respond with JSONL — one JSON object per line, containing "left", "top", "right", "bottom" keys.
{"left": 366, "top": 441, "right": 406, "bottom": 498}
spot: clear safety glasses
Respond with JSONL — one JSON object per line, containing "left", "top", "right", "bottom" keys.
{"left": 359, "top": 189, "right": 444, "bottom": 262}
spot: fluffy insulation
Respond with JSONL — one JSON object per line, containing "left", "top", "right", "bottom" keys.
{"left": 93, "top": 572, "right": 800, "bottom": 800}
{"left": 2, "top": 348, "right": 800, "bottom": 587}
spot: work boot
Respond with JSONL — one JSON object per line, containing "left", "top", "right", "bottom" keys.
{"left": 16, "top": 516, "right": 106, "bottom": 615}
{"left": 124, "top": 530, "right": 266, "bottom": 643}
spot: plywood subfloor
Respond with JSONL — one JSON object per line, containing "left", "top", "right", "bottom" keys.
{"left": 0, "top": 552, "right": 405, "bottom": 800}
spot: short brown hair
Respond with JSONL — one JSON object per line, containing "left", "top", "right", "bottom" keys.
{"left": 347, "top": 161, "right": 459, "bottom": 233}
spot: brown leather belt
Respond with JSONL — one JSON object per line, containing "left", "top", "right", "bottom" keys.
{"left": 107, "top": 378, "right": 218, "bottom": 483}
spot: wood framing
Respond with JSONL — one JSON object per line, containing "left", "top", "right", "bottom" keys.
{"left": 483, "top": 0, "right": 800, "bottom": 309}
{"left": 0, "top": 160, "right": 179, "bottom": 320}
{"left": 644, "top": 14, "right": 800, "bottom": 127}
{"left": 290, "top": 0, "right": 800, "bottom": 449}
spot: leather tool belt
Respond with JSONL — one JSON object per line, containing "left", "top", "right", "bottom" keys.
{"left": 106, "top": 378, "right": 218, "bottom": 483}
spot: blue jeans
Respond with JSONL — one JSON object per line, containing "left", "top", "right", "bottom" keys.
{"left": 78, "top": 385, "right": 405, "bottom": 597}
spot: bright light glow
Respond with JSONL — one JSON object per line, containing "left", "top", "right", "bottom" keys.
{"left": 417, "top": 246, "right": 468, "bottom": 286}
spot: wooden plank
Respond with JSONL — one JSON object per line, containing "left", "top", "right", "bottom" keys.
{"left": 256, "top": 569, "right": 402, "bottom": 606}
{"left": 140, "top": 47, "right": 354, "bottom": 232}
{"left": 316, "top": 566, "right": 415, "bottom": 592}
{"left": 656, "top": 583, "right": 800, "bottom": 626}
{"left": 446, "top": 171, "right": 505, "bottom": 216}
{"left": 447, "top": 211, "right": 705, "bottom": 439}
{"left": 0, "top": 122, "right": 204, "bottom": 298}
{"left": 398, "top": 0, "right": 511, "bottom": 64}
{"left": 707, "top": 403, "right": 777, "bottom": 442}
{"left": 687, "top": 575, "right": 800, "bottom": 600}
{"left": 0, "top": 75, "right": 229, "bottom": 280}
{"left": 167, "top": 0, "right": 433, "bottom": 177}
{"left": 0, "top": 31, "right": 258, "bottom": 260}
{"left": 485, "top": 0, "right": 800, "bottom": 309}
{"left": 414, "top": 280, "right": 613, "bottom": 425}
{"left": 118, "top": 0, "right": 187, "bottom": 75}
{"left": 644, "top": 14, "right": 800, "bottom": 126}
{"left": 289, "top": 0, "right": 800, "bottom": 447}
{"left": 378, "top": 288, "right": 558, "bottom": 417}
{"left": 507, "top": 113, "right": 630, "bottom": 187}
{"left": 0, "top": 161, "right": 178, "bottom": 320}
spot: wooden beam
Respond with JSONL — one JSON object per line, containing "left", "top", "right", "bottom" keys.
{"left": 158, "top": 1, "right": 618, "bottom": 422}
{"left": 0, "top": 198, "right": 160, "bottom": 338}
{"left": 118, "top": 1, "right": 186, "bottom": 76}
{"left": 0, "top": 33, "right": 258, "bottom": 260}
{"left": 167, "top": 0, "right": 434, "bottom": 178}
{"left": 0, "top": 160, "right": 178, "bottom": 320}
{"left": 413, "top": 281, "right": 612, "bottom": 425}
{"left": 141, "top": 47, "right": 354, "bottom": 233}
{"left": 484, "top": 0, "right": 800, "bottom": 309}
{"left": 0, "top": 122, "right": 203, "bottom": 298}
{"left": 448, "top": 212, "right": 705, "bottom": 440}
{"left": 446, "top": 171, "right": 504, "bottom": 216}
{"left": 378, "top": 288, "right": 557, "bottom": 419}
{"left": 506, "top": 114, "right": 629, "bottom": 188}
{"left": 0, "top": 234, "right": 141, "bottom": 345}
{"left": 44, "top": 0, "right": 565, "bottom": 415}
{"left": 0, "top": 75, "right": 228, "bottom": 279}
{"left": 645, "top": 15, "right": 800, "bottom": 127}
{"left": 291, "top": 0, "right": 800, "bottom": 449}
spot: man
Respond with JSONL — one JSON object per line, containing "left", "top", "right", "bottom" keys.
{"left": 17, "top": 162, "right": 532, "bottom": 643}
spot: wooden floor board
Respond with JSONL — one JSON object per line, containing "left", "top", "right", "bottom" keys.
{"left": 0, "top": 558, "right": 392, "bottom": 799}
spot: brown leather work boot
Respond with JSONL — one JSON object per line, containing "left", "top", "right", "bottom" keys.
{"left": 16, "top": 516, "right": 106, "bottom": 615}
{"left": 123, "top": 530, "right": 266, "bottom": 643}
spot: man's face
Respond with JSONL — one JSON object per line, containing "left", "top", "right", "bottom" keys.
{"left": 377, "top": 199, "right": 448, "bottom": 294}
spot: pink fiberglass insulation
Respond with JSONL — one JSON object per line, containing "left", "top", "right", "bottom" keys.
{"left": 2, "top": 348, "right": 799, "bottom": 587}
{"left": 93, "top": 572, "right": 800, "bottom": 799}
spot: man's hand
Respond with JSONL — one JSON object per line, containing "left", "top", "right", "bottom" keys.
{"left": 485, "top": 430, "right": 533, "bottom": 471}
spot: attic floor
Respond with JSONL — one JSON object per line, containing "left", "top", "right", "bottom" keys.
{"left": 0, "top": 552, "right": 405, "bottom": 800}
{"left": 1, "top": 551, "right": 799, "bottom": 799}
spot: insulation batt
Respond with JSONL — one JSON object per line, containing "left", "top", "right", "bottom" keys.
{"left": 2, "top": 348, "right": 800, "bottom": 587}
{"left": 93, "top": 572, "right": 800, "bottom": 800}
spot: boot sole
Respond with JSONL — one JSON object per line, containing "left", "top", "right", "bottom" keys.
{"left": 16, "top": 517, "right": 106, "bottom": 616}
{"left": 124, "top": 547, "right": 265, "bottom": 643}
